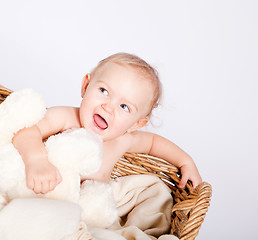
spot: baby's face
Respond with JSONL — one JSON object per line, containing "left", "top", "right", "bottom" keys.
{"left": 80, "top": 62, "right": 154, "bottom": 141}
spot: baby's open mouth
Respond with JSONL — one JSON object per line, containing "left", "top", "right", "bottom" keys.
{"left": 93, "top": 114, "right": 108, "bottom": 130}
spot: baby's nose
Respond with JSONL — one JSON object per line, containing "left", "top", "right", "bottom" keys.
{"left": 101, "top": 102, "right": 114, "bottom": 113}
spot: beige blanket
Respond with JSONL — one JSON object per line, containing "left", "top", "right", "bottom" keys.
{"left": 66, "top": 175, "right": 179, "bottom": 240}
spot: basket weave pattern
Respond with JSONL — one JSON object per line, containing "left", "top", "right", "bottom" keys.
{"left": 0, "top": 85, "right": 12, "bottom": 103}
{"left": 112, "top": 153, "right": 212, "bottom": 240}
{"left": 0, "top": 85, "right": 212, "bottom": 240}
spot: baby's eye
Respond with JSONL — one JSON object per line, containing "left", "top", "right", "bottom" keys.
{"left": 120, "top": 104, "right": 130, "bottom": 112}
{"left": 100, "top": 88, "right": 108, "bottom": 96}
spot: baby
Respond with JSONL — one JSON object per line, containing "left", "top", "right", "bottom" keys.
{"left": 12, "top": 52, "right": 202, "bottom": 194}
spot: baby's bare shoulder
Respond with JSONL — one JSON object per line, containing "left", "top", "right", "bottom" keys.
{"left": 37, "top": 106, "right": 80, "bottom": 138}
{"left": 49, "top": 106, "right": 81, "bottom": 129}
{"left": 127, "top": 131, "right": 154, "bottom": 153}
{"left": 103, "top": 131, "right": 153, "bottom": 154}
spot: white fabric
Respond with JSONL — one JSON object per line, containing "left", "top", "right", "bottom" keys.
{"left": 0, "top": 198, "right": 81, "bottom": 240}
{"left": 66, "top": 175, "right": 179, "bottom": 240}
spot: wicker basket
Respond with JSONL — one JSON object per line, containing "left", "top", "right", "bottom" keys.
{"left": 0, "top": 85, "right": 12, "bottom": 104}
{"left": 0, "top": 85, "right": 212, "bottom": 240}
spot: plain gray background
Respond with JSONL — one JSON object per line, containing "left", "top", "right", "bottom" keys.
{"left": 1, "top": 1, "right": 257, "bottom": 239}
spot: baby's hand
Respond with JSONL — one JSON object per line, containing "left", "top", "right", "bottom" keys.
{"left": 25, "top": 160, "right": 62, "bottom": 194}
{"left": 179, "top": 160, "right": 202, "bottom": 189}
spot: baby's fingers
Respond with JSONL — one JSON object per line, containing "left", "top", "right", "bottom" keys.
{"left": 192, "top": 181, "right": 199, "bottom": 189}
{"left": 40, "top": 180, "right": 50, "bottom": 194}
{"left": 56, "top": 170, "right": 62, "bottom": 185}
{"left": 26, "top": 175, "right": 35, "bottom": 190}
{"left": 48, "top": 171, "right": 62, "bottom": 192}
{"left": 33, "top": 181, "right": 42, "bottom": 194}
{"left": 44, "top": 173, "right": 61, "bottom": 193}
{"left": 49, "top": 179, "right": 57, "bottom": 191}
{"left": 179, "top": 174, "right": 189, "bottom": 188}
{"left": 191, "top": 176, "right": 202, "bottom": 189}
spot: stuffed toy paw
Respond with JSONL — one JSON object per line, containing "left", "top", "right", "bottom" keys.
{"left": 79, "top": 180, "right": 118, "bottom": 228}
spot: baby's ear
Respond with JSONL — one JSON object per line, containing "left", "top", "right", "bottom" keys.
{"left": 81, "top": 74, "right": 91, "bottom": 98}
{"left": 127, "top": 118, "right": 148, "bottom": 133}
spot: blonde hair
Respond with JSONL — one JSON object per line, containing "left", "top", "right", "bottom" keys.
{"left": 91, "top": 52, "right": 162, "bottom": 116}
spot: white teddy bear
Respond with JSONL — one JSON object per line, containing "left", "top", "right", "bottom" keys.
{"left": 0, "top": 89, "right": 118, "bottom": 229}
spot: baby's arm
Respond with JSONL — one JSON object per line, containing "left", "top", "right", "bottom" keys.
{"left": 12, "top": 107, "right": 72, "bottom": 194}
{"left": 128, "top": 131, "right": 202, "bottom": 188}
{"left": 13, "top": 125, "right": 62, "bottom": 194}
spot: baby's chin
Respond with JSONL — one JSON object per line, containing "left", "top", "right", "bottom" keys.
{"left": 97, "top": 131, "right": 126, "bottom": 142}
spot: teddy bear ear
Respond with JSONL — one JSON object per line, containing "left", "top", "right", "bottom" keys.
{"left": 0, "top": 89, "right": 46, "bottom": 145}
